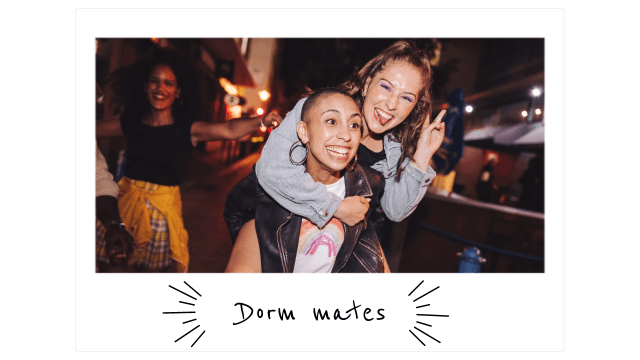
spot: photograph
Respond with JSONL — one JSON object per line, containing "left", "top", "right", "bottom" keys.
{"left": 74, "top": 7, "right": 569, "bottom": 352}
{"left": 95, "top": 37, "right": 545, "bottom": 274}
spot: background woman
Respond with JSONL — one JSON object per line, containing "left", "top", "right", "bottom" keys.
{"left": 96, "top": 49, "right": 281, "bottom": 272}
{"left": 255, "top": 40, "right": 446, "bottom": 247}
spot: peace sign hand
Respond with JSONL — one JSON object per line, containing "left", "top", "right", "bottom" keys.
{"left": 412, "top": 110, "right": 447, "bottom": 172}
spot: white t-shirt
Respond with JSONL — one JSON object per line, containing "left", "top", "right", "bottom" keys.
{"left": 293, "top": 177, "right": 346, "bottom": 273}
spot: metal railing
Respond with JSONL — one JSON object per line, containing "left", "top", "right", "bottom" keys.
{"left": 409, "top": 219, "right": 544, "bottom": 273}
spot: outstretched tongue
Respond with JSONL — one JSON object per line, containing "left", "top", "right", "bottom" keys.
{"left": 376, "top": 108, "right": 392, "bottom": 126}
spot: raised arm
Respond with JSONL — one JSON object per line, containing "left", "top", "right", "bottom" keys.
{"left": 191, "top": 111, "right": 281, "bottom": 143}
{"left": 372, "top": 111, "right": 445, "bottom": 221}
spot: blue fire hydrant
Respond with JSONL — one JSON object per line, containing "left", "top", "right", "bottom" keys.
{"left": 457, "top": 247, "right": 486, "bottom": 273}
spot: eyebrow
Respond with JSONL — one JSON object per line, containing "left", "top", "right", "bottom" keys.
{"left": 380, "top": 77, "right": 417, "bottom": 97}
{"left": 321, "top": 109, "right": 341, "bottom": 115}
{"left": 321, "top": 109, "right": 361, "bottom": 119}
{"left": 149, "top": 76, "right": 175, "bottom": 81}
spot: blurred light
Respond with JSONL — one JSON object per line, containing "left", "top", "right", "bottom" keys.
{"left": 521, "top": 111, "right": 528, "bottom": 117}
{"left": 535, "top": 108, "right": 542, "bottom": 115}
{"left": 429, "top": 41, "right": 442, "bottom": 66}
{"left": 240, "top": 38, "right": 249, "bottom": 57}
{"left": 219, "top": 78, "right": 238, "bottom": 95}
{"left": 228, "top": 105, "right": 242, "bottom": 118}
{"left": 258, "top": 90, "right": 271, "bottom": 101}
{"left": 150, "top": 38, "right": 160, "bottom": 44}
{"left": 259, "top": 125, "right": 267, "bottom": 132}
{"left": 251, "top": 136, "right": 265, "bottom": 143}
{"left": 465, "top": 105, "right": 473, "bottom": 113}
{"left": 532, "top": 88, "right": 541, "bottom": 97}
{"left": 256, "top": 107, "right": 264, "bottom": 115}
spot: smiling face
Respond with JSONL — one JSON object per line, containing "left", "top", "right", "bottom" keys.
{"left": 297, "top": 93, "right": 362, "bottom": 184}
{"left": 361, "top": 61, "right": 424, "bottom": 135}
{"left": 145, "top": 64, "right": 180, "bottom": 112}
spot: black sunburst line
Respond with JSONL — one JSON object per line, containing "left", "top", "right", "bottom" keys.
{"left": 416, "top": 321, "right": 432, "bottom": 327}
{"left": 413, "top": 286, "right": 439, "bottom": 303}
{"left": 175, "top": 325, "right": 200, "bottom": 343}
{"left": 414, "top": 326, "right": 441, "bottom": 344}
{"left": 169, "top": 285, "right": 197, "bottom": 301}
{"left": 183, "top": 318, "right": 197, "bottom": 324}
{"left": 409, "top": 330, "right": 425, "bottom": 346}
{"left": 191, "top": 330, "right": 205, "bottom": 347}
{"left": 408, "top": 280, "right": 424, "bottom": 297}
{"left": 184, "top": 281, "right": 202, "bottom": 297}
{"left": 180, "top": 301, "right": 195, "bottom": 306}
{"left": 416, "top": 304, "right": 430, "bottom": 309}
{"left": 417, "top": 314, "right": 449, "bottom": 317}
{"left": 163, "top": 311, "right": 196, "bottom": 314}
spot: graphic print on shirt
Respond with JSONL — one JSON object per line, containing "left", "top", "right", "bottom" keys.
{"left": 293, "top": 218, "right": 345, "bottom": 273}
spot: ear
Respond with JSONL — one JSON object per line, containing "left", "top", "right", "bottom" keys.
{"left": 296, "top": 121, "right": 309, "bottom": 145}
{"left": 362, "top": 77, "right": 371, "bottom": 97}
{"left": 176, "top": 87, "right": 181, "bottom": 98}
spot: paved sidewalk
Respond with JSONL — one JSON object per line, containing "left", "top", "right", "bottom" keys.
{"left": 180, "top": 150, "right": 261, "bottom": 273}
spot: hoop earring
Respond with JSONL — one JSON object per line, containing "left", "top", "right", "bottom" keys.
{"left": 347, "top": 153, "right": 358, "bottom": 172}
{"left": 289, "top": 140, "right": 308, "bottom": 165}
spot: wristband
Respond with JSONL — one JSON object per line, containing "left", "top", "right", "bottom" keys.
{"left": 108, "top": 220, "right": 126, "bottom": 230}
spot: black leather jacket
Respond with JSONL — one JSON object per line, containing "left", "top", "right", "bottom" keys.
{"left": 224, "top": 164, "right": 386, "bottom": 273}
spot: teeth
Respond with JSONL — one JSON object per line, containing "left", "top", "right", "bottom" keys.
{"left": 327, "top": 146, "right": 350, "bottom": 155}
{"left": 375, "top": 108, "right": 393, "bottom": 120}
{"left": 375, "top": 109, "right": 393, "bottom": 126}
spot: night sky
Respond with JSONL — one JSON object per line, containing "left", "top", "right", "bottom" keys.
{"left": 274, "top": 38, "right": 542, "bottom": 114}
{"left": 276, "top": 38, "right": 443, "bottom": 109}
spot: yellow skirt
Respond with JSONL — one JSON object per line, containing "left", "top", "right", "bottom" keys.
{"left": 115, "top": 177, "right": 189, "bottom": 272}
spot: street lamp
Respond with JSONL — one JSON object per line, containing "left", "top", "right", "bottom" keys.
{"left": 526, "top": 87, "right": 542, "bottom": 122}
{"left": 258, "top": 90, "right": 271, "bottom": 101}
{"left": 219, "top": 78, "right": 238, "bottom": 95}
{"left": 258, "top": 91, "right": 271, "bottom": 124}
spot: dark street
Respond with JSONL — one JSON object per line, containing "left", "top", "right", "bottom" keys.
{"left": 180, "top": 149, "right": 260, "bottom": 273}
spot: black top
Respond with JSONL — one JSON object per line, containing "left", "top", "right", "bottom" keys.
{"left": 357, "top": 144, "right": 386, "bottom": 169}
{"left": 120, "top": 115, "right": 195, "bottom": 186}
{"left": 354, "top": 144, "right": 390, "bottom": 247}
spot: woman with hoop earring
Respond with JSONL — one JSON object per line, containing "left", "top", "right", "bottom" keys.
{"left": 224, "top": 88, "right": 388, "bottom": 273}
